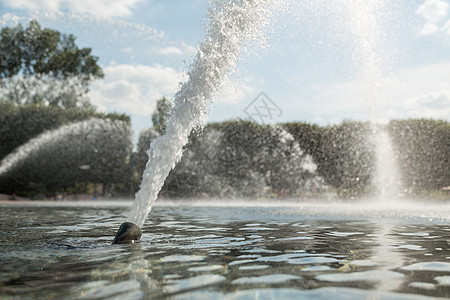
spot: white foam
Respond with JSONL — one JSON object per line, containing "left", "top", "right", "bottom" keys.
{"left": 316, "top": 270, "right": 404, "bottom": 283}
{"left": 435, "top": 275, "right": 450, "bottom": 286}
{"left": 232, "top": 274, "right": 300, "bottom": 284}
{"left": 408, "top": 282, "right": 436, "bottom": 290}
{"left": 401, "top": 262, "right": 450, "bottom": 272}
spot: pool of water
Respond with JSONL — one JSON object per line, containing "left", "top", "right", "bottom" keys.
{"left": 1, "top": 200, "right": 450, "bottom": 299}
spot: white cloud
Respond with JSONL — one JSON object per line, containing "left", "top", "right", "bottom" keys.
{"left": 417, "top": 91, "right": 450, "bottom": 108}
{"left": 66, "top": 0, "right": 142, "bottom": 17}
{"left": 1, "top": 0, "right": 143, "bottom": 17}
{"left": 154, "top": 46, "right": 184, "bottom": 56}
{"left": 396, "top": 90, "right": 450, "bottom": 119}
{"left": 89, "top": 64, "right": 184, "bottom": 116}
{"left": 1, "top": 0, "right": 60, "bottom": 11}
{"left": 442, "top": 19, "right": 450, "bottom": 33}
{"left": 153, "top": 42, "right": 196, "bottom": 57}
{"left": 416, "top": 0, "right": 449, "bottom": 22}
{"left": 290, "top": 61, "right": 450, "bottom": 123}
{"left": 416, "top": 0, "right": 450, "bottom": 35}
{"left": 122, "top": 47, "right": 133, "bottom": 53}
{"left": 420, "top": 22, "right": 441, "bottom": 35}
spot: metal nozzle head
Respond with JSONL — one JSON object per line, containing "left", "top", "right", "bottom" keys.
{"left": 112, "top": 222, "right": 142, "bottom": 244}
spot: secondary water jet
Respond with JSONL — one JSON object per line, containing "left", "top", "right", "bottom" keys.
{"left": 0, "top": 118, "right": 129, "bottom": 179}
{"left": 113, "top": 0, "right": 278, "bottom": 243}
{"left": 339, "top": 0, "right": 403, "bottom": 201}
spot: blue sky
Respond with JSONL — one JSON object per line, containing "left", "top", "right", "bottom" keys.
{"left": 1, "top": 0, "right": 449, "bottom": 141}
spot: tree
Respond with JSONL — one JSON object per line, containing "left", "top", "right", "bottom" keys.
{"left": 151, "top": 97, "right": 172, "bottom": 134}
{"left": 0, "top": 20, "right": 103, "bottom": 109}
{"left": 134, "top": 128, "right": 160, "bottom": 178}
{"left": 0, "top": 20, "right": 103, "bottom": 82}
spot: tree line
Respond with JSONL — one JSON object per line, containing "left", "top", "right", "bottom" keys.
{"left": 1, "top": 100, "right": 448, "bottom": 199}
{"left": 0, "top": 102, "right": 131, "bottom": 198}
{"left": 135, "top": 102, "right": 449, "bottom": 199}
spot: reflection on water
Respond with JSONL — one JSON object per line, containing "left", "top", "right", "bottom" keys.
{"left": 1, "top": 201, "right": 450, "bottom": 299}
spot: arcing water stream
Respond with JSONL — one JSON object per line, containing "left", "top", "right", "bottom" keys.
{"left": 0, "top": 118, "right": 129, "bottom": 177}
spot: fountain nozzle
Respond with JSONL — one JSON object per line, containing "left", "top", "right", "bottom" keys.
{"left": 112, "top": 222, "right": 142, "bottom": 244}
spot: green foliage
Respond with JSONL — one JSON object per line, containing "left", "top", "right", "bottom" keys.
{"left": 154, "top": 118, "right": 449, "bottom": 199}
{"left": 0, "top": 101, "right": 131, "bottom": 161}
{"left": 0, "top": 20, "right": 103, "bottom": 110}
{"left": 102, "top": 112, "right": 131, "bottom": 123}
{"left": 157, "top": 120, "right": 323, "bottom": 198}
{"left": 151, "top": 97, "right": 171, "bottom": 134}
{"left": 134, "top": 128, "right": 160, "bottom": 179}
{"left": 284, "top": 121, "right": 374, "bottom": 196}
{"left": 0, "top": 101, "right": 94, "bottom": 160}
{"left": 2, "top": 95, "right": 448, "bottom": 199}
{"left": 282, "top": 122, "right": 322, "bottom": 157}
{"left": 0, "top": 20, "right": 103, "bottom": 82}
{"left": 319, "top": 121, "right": 374, "bottom": 195}
{"left": 389, "top": 119, "right": 450, "bottom": 193}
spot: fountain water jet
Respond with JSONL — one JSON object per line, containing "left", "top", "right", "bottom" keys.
{"left": 372, "top": 127, "right": 401, "bottom": 201}
{"left": 113, "top": 0, "right": 279, "bottom": 242}
{"left": 340, "top": 1, "right": 402, "bottom": 201}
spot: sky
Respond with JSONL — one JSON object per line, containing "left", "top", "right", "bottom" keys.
{"left": 1, "top": 0, "right": 449, "bottom": 143}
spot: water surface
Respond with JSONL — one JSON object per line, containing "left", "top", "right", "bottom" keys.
{"left": 1, "top": 201, "right": 450, "bottom": 299}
